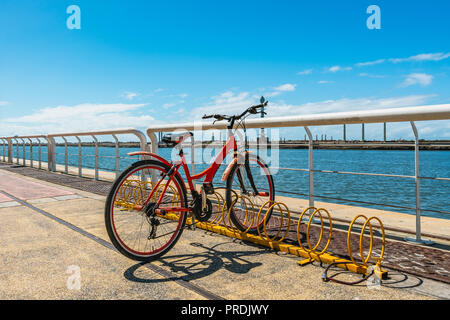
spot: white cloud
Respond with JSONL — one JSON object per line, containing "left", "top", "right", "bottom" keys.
{"left": 274, "top": 83, "right": 296, "bottom": 92}
{"left": 400, "top": 73, "right": 433, "bottom": 87}
{"left": 163, "top": 103, "right": 176, "bottom": 109}
{"left": 266, "top": 83, "right": 297, "bottom": 97}
{"left": 2, "top": 103, "right": 154, "bottom": 135}
{"left": 359, "top": 73, "right": 386, "bottom": 79}
{"left": 121, "top": 91, "right": 138, "bottom": 100}
{"left": 297, "top": 69, "right": 313, "bottom": 75}
{"left": 390, "top": 52, "right": 450, "bottom": 63}
{"left": 328, "top": 65, "right": 352, "bottom": 72}
{"left": 159, "top": 91, "right": 447, "bottom": 139}
{"left": 317, "top": 80, "right": 333, "bottom": 84}
{"left": 191, "top": 91, "right": 255, "bottom": 118}
{"left": 0, "top": 101, "right": 9, "bottom": 106}
{"left": 262, "top": 94, "right": 435, "bottom": 117}
{"left": 192, "top": 88, "right": 436, "bottom": 122}
{"left": 355, "top": 59, "right": 386, "bottom": 67}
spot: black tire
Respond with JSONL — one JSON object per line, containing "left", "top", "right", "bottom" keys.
{"left": 225, "top": 154, "right": 275, "bottom": 232}
{"left": 105, "top": 159, "right": 187, "bottom": 261}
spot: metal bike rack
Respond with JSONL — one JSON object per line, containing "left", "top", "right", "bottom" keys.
{"left": 149, "top": 187, "right": 388, "bottom": 278}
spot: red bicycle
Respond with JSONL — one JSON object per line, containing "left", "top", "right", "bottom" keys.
{"left": 105, "top": 97, "right": 275, "bottom": 261}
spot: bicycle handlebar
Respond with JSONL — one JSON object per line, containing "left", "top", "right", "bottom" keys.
{"left": 202, "top": 100, "right": 268, "bottom": 122}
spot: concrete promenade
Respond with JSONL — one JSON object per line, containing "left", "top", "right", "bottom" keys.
{"left": 0, "top": 163, "right": 449, "bottom": 299}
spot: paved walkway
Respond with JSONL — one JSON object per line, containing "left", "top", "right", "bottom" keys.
{"left": 0, "top": 166, "right": 448, "bottom": 299}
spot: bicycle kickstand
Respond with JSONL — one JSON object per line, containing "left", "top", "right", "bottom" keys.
{"left": 187, "top": 211, "right": 197, "bottom": 231}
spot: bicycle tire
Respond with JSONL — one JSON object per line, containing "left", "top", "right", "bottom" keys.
{"left": 225, "top": 154, "right": 275, "bottom": 233}
{"left": 105, "top": 159, "right": 188, "bottom": 261}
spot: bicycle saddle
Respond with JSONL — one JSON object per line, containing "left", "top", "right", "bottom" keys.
{"left": 163, "top": 132, "right": 193, "bottom": 145}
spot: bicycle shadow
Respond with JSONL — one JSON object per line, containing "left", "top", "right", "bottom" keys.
{"left": 123, "top": 241, "right": 271, "bottom": 284}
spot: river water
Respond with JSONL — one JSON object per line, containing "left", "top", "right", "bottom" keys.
{"left": 5, "top": 145, "right": 449, "bottom": 219}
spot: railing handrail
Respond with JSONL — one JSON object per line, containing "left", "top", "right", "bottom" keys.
{"left": 145, "top": 104, "right": 450, "bottom": 133}
{"left": 2, "top": 135, "right": 48, "bottom": 140}
{"left": 47, "top": 128, "right": 148, "bottom": 150}
{"left": 46, "top": 128, "right": 145, "bottom": 138}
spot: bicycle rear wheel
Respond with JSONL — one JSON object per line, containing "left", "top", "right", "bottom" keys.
{"left": 225, "top": 154, "right": 275, "bottom": 232}
{"left": 105, "top": 159, "right": 187, "bottom": 261}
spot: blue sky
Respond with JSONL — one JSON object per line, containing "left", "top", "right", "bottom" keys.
{"left": 0, "top": 0, "right": 449, "bottom": 140}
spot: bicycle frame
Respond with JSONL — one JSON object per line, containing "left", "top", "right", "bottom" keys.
{"left": 142, "top": 133, "right": 238, "bottom": 213}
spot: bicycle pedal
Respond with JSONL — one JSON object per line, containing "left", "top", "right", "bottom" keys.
{"left": 202, "top": 182, "right": 215, "bottom": 195}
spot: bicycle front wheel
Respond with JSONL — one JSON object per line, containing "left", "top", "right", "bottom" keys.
{"left": 225, "top": 154, "right": 275, "bottom": 232}
{"left": 105, "top": 160, "right": 187, "bottom": 261}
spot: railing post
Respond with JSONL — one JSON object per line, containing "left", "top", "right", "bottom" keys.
{"left": 27, "top": 138, "right": 33, "bottom": 168}
{"left": 36, "top": 138, "right": 42, "bottom": 169}
{"left": 75, "top": 136, "right": 82, "bottom": 177}
{"left": 147, "top": 131, "right": 158, "bottom": 184}
{"left": 62, "top": 137, "right": 68, "bottom": 174}
{"left": 0, "top": 138, "right": 5, "bottom": 162}
{"left": 20, "top": 138, "right": 26, "bottom": 165}
{"left": 362, "top": 123, "right": 365, "bottom": 142}
{"left": 7, "top": 138, "right": 12, "bottom": 163}
{"left": 14, "top": 138, "right": 19, "bottom": 164}
{"left": 191, "top": 135, "right": 196, "bottom": 176}
{"left": 112, "top": 134, "right": 120, "bottom": 178}
{"left": 405, "top": 121, "right": 433, "bottom": 245}
{"left": 47, "top": 136, "right": 56, "bottom": 172}
{"left": 304, "top": 127, "right": 314, "bottom": 210}
{"left": 91, "top": 135, "right": 99, "bottom": 180}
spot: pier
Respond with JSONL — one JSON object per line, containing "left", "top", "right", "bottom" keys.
{"left": 1, "top": 104, "right": 449, "bottom": 299}
{"left": 0, "top": 161, "right": 449, "bottom": 299}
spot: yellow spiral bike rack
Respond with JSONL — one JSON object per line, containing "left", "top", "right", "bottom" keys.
{"left": 296, "top": 207, "right": 333, "bottom": 266}
{"left": 195, "top": 199, "right": 388, "bottom": 279}
{"left": 114, "top": 179, "right": 180, "bottom": 210}
{"left": 255, "top": 200, "right": 291, "bottom": 244}
{"left": 114, "top": 181, "right": 388, "bottom": 280}
{"left": 346, "top": 214, "right": 387, "bottom": 279}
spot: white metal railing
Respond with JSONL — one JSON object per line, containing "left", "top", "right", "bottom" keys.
{"left": 1, "top": 104, "right": 450, "bottom": 244}
{"left": 1, "top": 129, "right": 149, "bottom": 179}
{"left": 1, "top": 135, "right": 50, "bottom": 169}
{"left": 146, "top": 104, "right": 450, "bottom": 245}
{"left": 47, "top": 128, "right": 149, "bottom": 179}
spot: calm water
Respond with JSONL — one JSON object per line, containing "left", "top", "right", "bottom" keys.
{"left": 4, "top": 145, "right": 449, "bottom": 219}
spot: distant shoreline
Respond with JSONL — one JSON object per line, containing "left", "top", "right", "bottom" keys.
{"left": 45, "top": 140, "right": 450, "bottom": 150}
